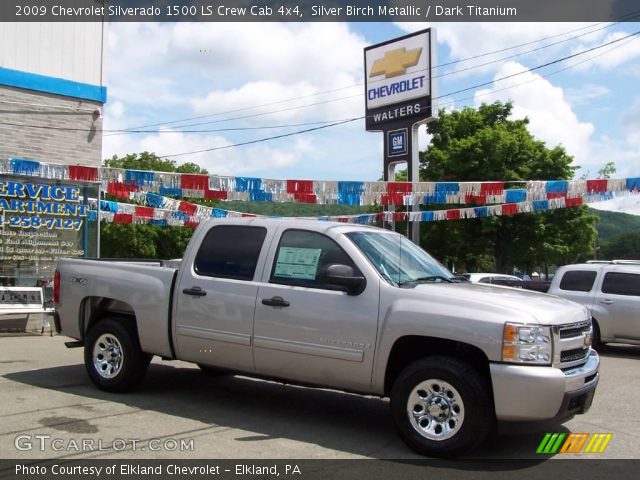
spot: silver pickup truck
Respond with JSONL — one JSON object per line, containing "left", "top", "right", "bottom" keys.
{"left": 54, "top": 218, "right": 599, "bottom": 457}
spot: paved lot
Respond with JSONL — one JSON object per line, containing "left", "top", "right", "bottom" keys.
{"left": 0, "top": 334, "right": 639, "bottom": 460}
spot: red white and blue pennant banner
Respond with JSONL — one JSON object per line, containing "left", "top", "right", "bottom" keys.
{"left": 92, "top": 195, "right": 580, "bottom": 228}
{"left": 3, "top": 157, "right": 638, "bottom": 207}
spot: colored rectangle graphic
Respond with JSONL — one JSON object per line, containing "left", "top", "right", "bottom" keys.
{"left": 537, "top": 433, "right": 612, "bottom": 454}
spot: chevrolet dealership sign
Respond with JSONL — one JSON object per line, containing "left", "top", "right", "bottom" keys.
{"left": 364, "top": 29, "right": 434, "bottom": 130}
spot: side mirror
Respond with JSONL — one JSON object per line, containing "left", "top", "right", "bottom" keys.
{"left": 322, "top": 264, "right": 367, "bottom": 296}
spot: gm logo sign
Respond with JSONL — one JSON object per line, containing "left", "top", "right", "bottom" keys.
{"left": 388, "top": 129, "right": 408, "bottom": 157}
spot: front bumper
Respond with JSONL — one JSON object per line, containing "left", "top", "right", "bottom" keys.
{"left": 490, "top": 350, "right": 599, "bottom": 422}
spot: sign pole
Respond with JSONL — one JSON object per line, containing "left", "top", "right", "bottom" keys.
{"left": 410, "top": 123, "right": 421, "bottom": 243}
{"left": 364, "top": 28, "right": 436, "bottom": 244}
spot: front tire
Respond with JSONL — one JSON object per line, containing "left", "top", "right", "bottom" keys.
{"left": 390, "top": 356, "right": 494, "bottom": 458}
{"left": 592, "top": 320, "right": 605, "bottom": 350}
{"left": 84, "top": 317, "right": 151, "bottom": 392}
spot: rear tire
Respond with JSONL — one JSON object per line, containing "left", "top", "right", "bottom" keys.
{"left": 84, "top": 317, "right": 151, "bottom": 392}
{"left": 390, "top": 356, "right": 494, "bottom": 458}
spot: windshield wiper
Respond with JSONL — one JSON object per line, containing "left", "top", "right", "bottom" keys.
{"left": 398, "top": 275, "right": 455, "bottom": 287}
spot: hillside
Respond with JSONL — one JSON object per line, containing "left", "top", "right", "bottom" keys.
{"left": 589, "top": 208, "right": 640, "bottom": 242}
{"left": 207, "top": 202, "right": 638, "bottom": 243}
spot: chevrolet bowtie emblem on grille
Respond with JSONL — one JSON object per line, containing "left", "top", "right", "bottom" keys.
{"left": 370, "top": 47, "right": 423, "bottom": 79}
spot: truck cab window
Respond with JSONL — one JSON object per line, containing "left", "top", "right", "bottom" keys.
{"left": 270, "top": 229, "right": 358, "bottom": 289}
{"left": 194, "top": 226, "right": 267, "bottom": 281}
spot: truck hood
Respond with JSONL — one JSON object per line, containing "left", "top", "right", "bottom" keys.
{"left": 412, "top": 282, "right": 589, "bottom": 326}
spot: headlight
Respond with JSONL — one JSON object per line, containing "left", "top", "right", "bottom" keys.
{"left": 502, "top": 323, "right": 552, "bottom": 364}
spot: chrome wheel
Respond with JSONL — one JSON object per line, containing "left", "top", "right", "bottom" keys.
{"left": 92, "top": 333, "right": 124, "bottom": 379}
{"left": 407, "top": 379, "right": 465, "bottom": 441}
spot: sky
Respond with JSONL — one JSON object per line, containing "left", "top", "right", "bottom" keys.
{"left": 102, "top": 21, "right": 640, "bottom": 210}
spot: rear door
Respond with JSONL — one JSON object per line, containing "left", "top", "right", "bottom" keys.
{"left": 253, "top": 227, "right": 380, "bottom": 392}
{"left": 552, "top": 268, "right": 599, "bottom": 308}
{"left": 174, "top": 224, "right": 271, "bottom": 372}
{"left": 595, "top": 270, "right": 640, "bottom": 340}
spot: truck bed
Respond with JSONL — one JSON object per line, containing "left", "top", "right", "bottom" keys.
{"left": 55, "top": 258, "right": 178, "bottom": 358}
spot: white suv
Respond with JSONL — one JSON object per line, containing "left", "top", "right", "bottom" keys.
{"left": 548, "top": 260, "right": 640, "bottom": 347}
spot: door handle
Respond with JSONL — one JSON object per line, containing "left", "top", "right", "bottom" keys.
{"left": 183, "top": 286, "right": 206, "bottom": 297}
{"left": 262, "top": 296, "right": 290, "bottom": 307}
{"left": 599, "top": 299, "right": 614, "bottom": 305}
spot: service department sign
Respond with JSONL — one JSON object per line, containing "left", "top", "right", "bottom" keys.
{"left": 364, "top": 29, "right": 434, "bottom": 130}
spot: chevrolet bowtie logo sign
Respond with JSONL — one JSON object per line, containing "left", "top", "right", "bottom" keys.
{"left": 370, "top": 47, "right": 423, "bottom": 79}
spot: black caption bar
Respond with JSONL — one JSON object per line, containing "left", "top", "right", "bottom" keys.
{"left": 2, "top": 459, "right": 640, "bottom": 480}
{"left": 1, "top": 0, "right": 639, "bottom": 22}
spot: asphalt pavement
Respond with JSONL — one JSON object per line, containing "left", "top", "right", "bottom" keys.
{"left": 0, "top": 334, "right": 639, "bottom": 460}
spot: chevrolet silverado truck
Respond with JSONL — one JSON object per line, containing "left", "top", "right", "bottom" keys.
{"left": 54, "top": 218, "right": 599, "bottom": 457}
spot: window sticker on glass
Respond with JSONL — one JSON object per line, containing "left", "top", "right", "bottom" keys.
{"left": 274, "top": 247, "right": 322, "bottom": 280}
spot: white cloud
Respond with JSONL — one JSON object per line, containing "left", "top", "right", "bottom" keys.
{"left": 574, "top": 135, "right": 639, "bottom": 179}
{"left": 570, "top": 97, "right": 640, "bottom": 179}
{"left": 107, "top": 22, "right": 366, "bottom": 102}
{"left": 188, "top": 80, "right": 363, "bottom": 124}
{"left": 102, "top": 124, "right": 311, "bottom": 176}
{"left": 103, "top": 22, "right": 371, "bottom": 174}
{"left": 474, "top": 61, "right": 594, "bottom": 164}
{"left": 105, "top": 100, "right": 126, "bottom": 120}
{"left": 565, "top": 84, "right": 611, "bottom": 106}
{"left": 395, "top": 22, "right": 605, "bottom": 78}
{"left": 569, "top": 30, "right": 640, "bottom": 72}
{"left": 104, "top": 22, "right": 365, "bottom": 163}
{"left": 621, "top": 97, "right": 640, "bottom": 132}
{"left": 589, "top": 194, "right": 640, "bottom": 217}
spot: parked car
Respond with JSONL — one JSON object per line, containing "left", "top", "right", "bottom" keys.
{"left": 54, "top": 219, "right": 598, "bottom": 457}
{"left": 463, "top": 273, "right": 551, "bottom": 293}
{"left": 548, "top": 260, "right": 640, "bottom": 347}
{"left": 463, "top": 273, "right": 522, "bottom": 284}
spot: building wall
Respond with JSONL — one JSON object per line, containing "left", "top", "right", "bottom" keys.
{"left": 0, "top": 22, "right": 105, "bottom": 86}
{"left": 0, "top": 21, "right": 106, "bottom": 167}
{"left": 0, "top": 85, "right": 103, "bottom": 166}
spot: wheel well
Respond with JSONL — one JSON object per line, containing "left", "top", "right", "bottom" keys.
{"left": 591, "top": 317, "right": 602, "bottom": 340}
{"left": 384, "top": 336, "right": 492, "bottom": 396}
{"left": 80, "top": 296, "right": 137, "bottom": 338}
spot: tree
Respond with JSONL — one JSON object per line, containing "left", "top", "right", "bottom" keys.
{"left": 600, "top": 231, "right": 640, "bottom": 260}
{"left": 176, "top": 162, "right": 208, "bottom": 174}
{"left": 597, "top": 161, "right": 616, "bottom": 179}
{"left": 100, "top": 152, "right": 207, "bottom": 258}
{"left": 100, "top": 223, "right": 159, "bottom": 258}
{"left": 104, "top": 151, "right": 208, "bottom": 174}
{"left": 157, "top": 227, "right": 195, "bottom": 258}
{"left": 419, "top": 101, "right": 596, "bottom": 273}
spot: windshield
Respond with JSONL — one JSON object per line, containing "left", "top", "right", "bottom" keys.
{"left": 346, "top": 231, "right": 455, "bottom": 287}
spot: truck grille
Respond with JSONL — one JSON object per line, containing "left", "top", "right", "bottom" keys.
{"left": 555, "top": 321, "right": 592, "bottom": 368}
{"left": 561, "top": 348, "right": 590, "bottom": 363}
{"left": 560, "top": 325, "right": 589, "bottom": 339}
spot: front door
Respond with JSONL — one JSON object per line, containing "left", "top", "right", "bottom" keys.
{"left": 253, "top": 228, "right": 380, "bottom": 392}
